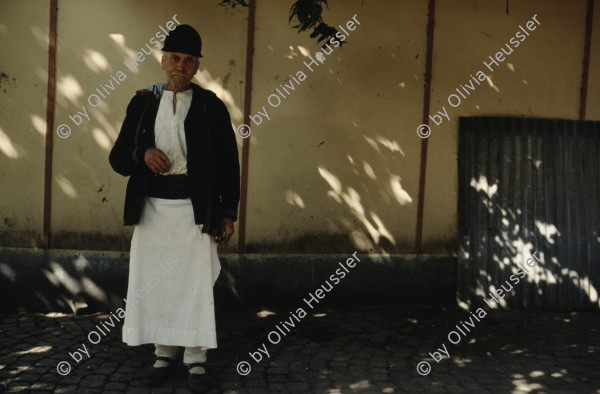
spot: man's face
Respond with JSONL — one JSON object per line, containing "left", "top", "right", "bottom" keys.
{"left": 161, "top": 52, "right": 200, "bottom": 91}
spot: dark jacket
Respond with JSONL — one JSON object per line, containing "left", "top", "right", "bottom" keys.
{"left": 109, "top": 82, "right": 240, "bottom": 235}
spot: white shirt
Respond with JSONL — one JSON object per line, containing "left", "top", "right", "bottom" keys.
{"left": 154, "top": 89, "right": 193, "bottom": 175}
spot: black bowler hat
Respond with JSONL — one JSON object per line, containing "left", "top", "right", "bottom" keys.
{"left": 162, "top": 24, "right": 203, "bottom": 57}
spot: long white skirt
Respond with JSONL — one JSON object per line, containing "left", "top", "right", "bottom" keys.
{"left": 122, "top": 197, "right": 221, "bottom": 348}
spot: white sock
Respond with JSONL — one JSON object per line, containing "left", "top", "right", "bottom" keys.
{"left": 153, "top": 359, "right": 170, "bottom": 368}
{"left": 188, "top": 365, "right": 206, "bottom": 374}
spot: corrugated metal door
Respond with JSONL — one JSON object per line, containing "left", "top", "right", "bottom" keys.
{"left": 457, "top": 117, "right": 600, "bottom": 309}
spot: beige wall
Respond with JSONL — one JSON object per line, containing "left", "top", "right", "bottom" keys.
{"left": 246, "top": 0, "right": 426, "bottom": 254}
{"left": 0, "top": 0, "right": 598, "bottom": 254}
{"left": 0, "top": 0, "right": 49, "bottom": 247}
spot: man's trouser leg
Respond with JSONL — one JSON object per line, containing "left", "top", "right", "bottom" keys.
{"left": 185, "top": 346, "right": 210, "bottom": 390}
{"left": 154, "top": 344, "right": 179, "bottom": 363}
{"left": 183, "top": 346, "right": 208, "bottom": 365}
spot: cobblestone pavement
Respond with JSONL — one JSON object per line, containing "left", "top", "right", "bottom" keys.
{"left": 0, "top": 306, "right": 599, "bottom": 393}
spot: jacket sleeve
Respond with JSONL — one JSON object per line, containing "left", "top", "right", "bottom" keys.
{"left": 109, "top": 94, "right": 148, "bottom": 177}
{"left": 212, "top": 98, "right": 241, "bottom": 222}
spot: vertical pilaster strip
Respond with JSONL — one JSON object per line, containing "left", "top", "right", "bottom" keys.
{"left": 238, "top": 0, "right": 256, "bottom": 255}
{"left": 43, "top": 0, "right": 58, "bottom": 250}
{"left": 415, "top": 0, "right": 436, "bottom": 254}
{"left": 579, "top": 0, "right": 594, "bottom": 120}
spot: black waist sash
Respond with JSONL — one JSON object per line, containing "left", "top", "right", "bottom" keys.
{"left": 147, "top": 174, "right": 191, "bottom": 199}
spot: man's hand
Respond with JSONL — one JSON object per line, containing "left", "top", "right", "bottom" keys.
{"left": 216, "top": 218, "right": 234, "bottom": 245}
{"left": 144, "top": 148, "right": 172, "bottom": 173}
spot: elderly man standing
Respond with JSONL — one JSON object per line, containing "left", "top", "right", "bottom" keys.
{"left": 109, "top": 24, "right": 240, "bottom": 392}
